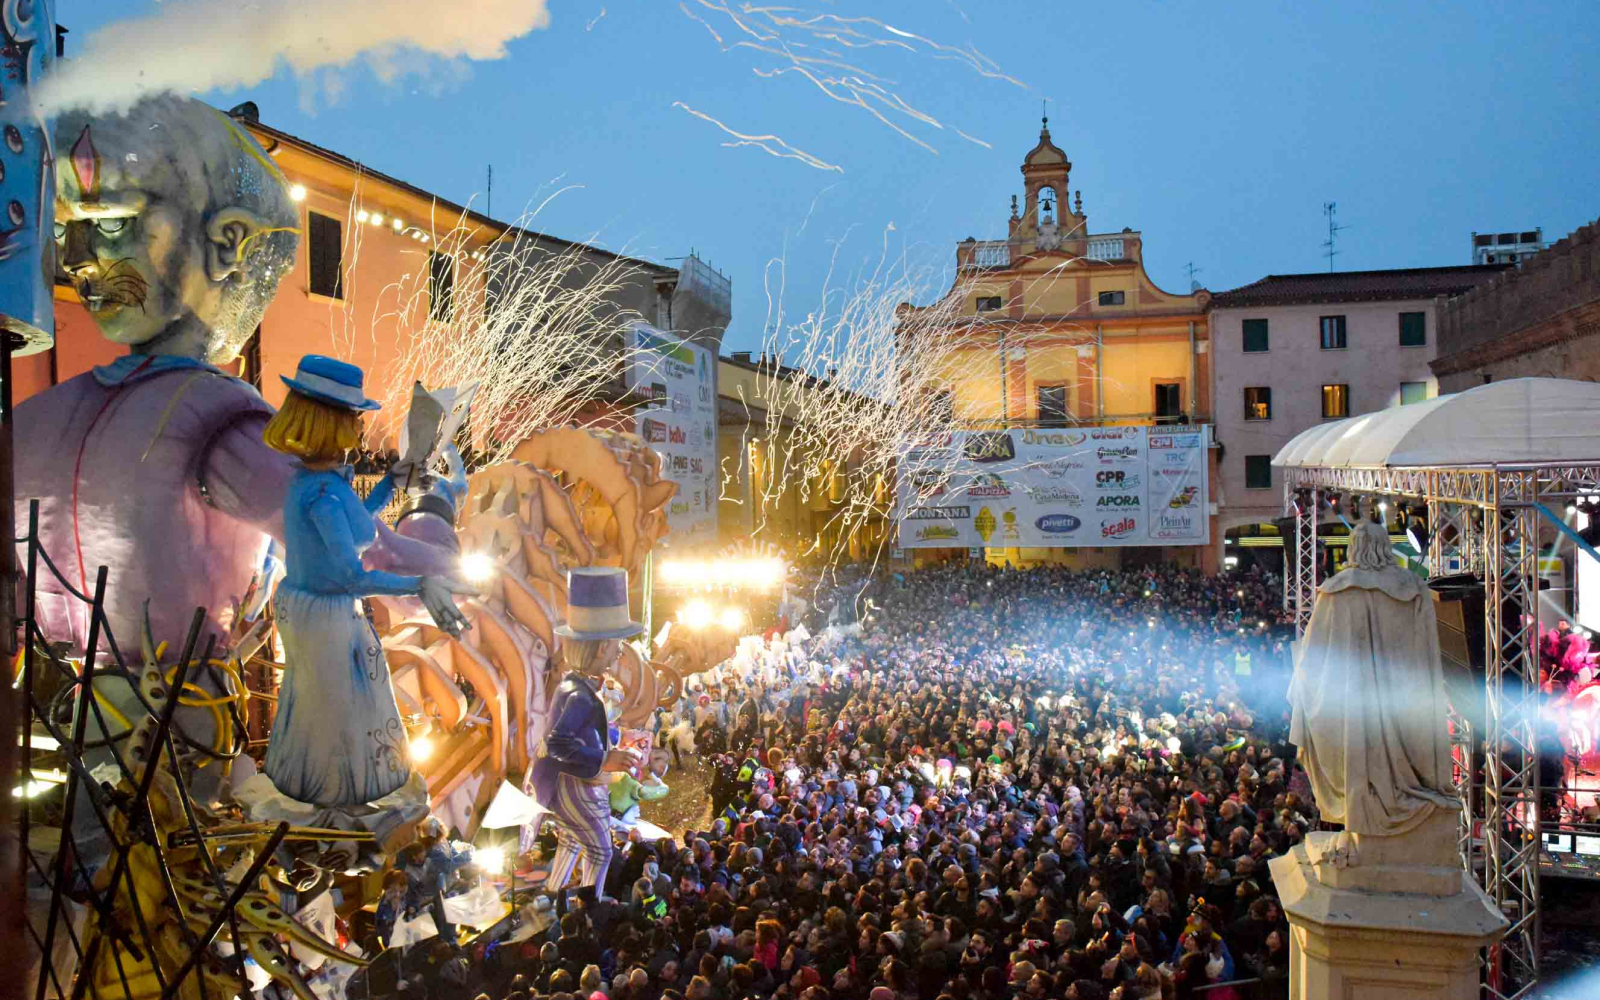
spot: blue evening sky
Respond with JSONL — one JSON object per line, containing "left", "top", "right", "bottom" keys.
{"left": 61, "top": 1, "right": 1598, "bottom": 357}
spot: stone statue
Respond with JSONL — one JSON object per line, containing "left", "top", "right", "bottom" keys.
{"left": 1288, "top": 518, "right": 1459, "bottom": 851}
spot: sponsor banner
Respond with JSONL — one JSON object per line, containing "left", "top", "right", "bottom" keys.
{"left": 628, "top": 323, "right": 718, "bottom": 546}
{"left": 896, "top": 426, "right": 1208, "bottom": 548}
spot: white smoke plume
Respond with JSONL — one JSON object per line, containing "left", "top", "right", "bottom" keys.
{"left": 38, "top": 0, "right": 554, "bottom": 115}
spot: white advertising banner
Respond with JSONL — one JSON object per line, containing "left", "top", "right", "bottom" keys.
{"left": 895, "top": 426, "right": 1209, "bottom": 548}
{"left": 627, "top": 323, "right": 718, "bottom": 547}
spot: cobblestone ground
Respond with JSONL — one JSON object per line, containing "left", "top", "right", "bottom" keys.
{"left": 637, "top": 751, "right": 715, "bottom": 841}
{"left": 1542, "top": 878, "right": 1600, "bottom": 998}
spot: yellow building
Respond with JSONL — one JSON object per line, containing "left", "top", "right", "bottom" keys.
{"left": 717, "top": 353, "right": 891, "bottom": 562}
{"left": 902, "top": 118, "right": 1217, "bottom": 570}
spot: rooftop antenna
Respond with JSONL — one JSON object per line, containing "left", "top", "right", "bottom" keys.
{"left": 1322, "top": 201, "right": 1349, "bottom": 272}
{"left": 487, "top": 165, "right": 493, "bottom": 219}
{"left": 1184, "top": 261, "right": 1203, "bottom": 291}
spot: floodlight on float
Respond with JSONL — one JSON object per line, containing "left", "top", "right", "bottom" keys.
{"left": 409, "top": 735, "right": 435, "bottom": 763}
{"left": 719, "top": 607, "right": 745, "bottom": 631}
{"left": 680, "top": 600, "right": 713, "bottom": 629}
{"left": 461, "top": 551, "right": 497, "bottom": 584}
{"left": 475, "top": 846, "right": 505, "bottom": 875}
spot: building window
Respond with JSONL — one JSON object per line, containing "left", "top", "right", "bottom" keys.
{"left": 1401, "top": 381, "right": 1429, "bottom": 405}
{"left": 241, "top": 325, "right": 262, "bottom": 392}
{"left": 1098, "top": 290, "right": 1125, "bottom": 306}
{"left": 1398, "top": 311, "right": 1426, "bottom": 347}
{"left": 1319, "top": 315, "right": 1347, "bottom": 350}
{"left": 1321, "top": 383, "right": 1349, "bottom": 418}
{"left": 1154, "top": 382, "right": 1183, "bottom": 424}
{"left": 1037, "top": 384, "right": 1068, "bottom": 427}
{"left": 1244, "top": 387, "right": 1272, "bottom": 420}
{"left": 429, "top": 252, "right": 455, "bottom": 321}
{"left": 975, "top": 295, "right": 1003, "bottom": 312}
{"left": 307, "top": 212, "right": 343, "bottom": 299}
{"left": 1245, "top": 455, "right": 1273, "bottom": 490}
{"left": 1242, "top": 319, "right": 1269, "bottom": 353}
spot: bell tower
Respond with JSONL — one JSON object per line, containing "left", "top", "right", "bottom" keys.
{"left": 1010, "top": 114, "right": 1084, "bottom": 252}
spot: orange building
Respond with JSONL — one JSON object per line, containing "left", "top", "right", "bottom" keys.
{"left": 901, "top": 118, "right": 1217, "bottom": 570}
{"left": 15, "top": 103, "right": 727, "bottom": 448}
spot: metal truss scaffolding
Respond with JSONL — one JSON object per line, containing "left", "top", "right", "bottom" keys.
{"left": 1280, "top": 461, "right": 1599, "bottom": 1000}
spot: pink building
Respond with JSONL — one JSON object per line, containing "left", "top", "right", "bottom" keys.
{"left": 1208, "top": 266, "right": 1508, "bottom": 568}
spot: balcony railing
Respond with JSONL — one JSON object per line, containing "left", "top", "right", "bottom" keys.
{"left": 968, "top": 241, "right": 1011, "bottom": 269}
{"left": 1085, "top": 237, "right": 1125, "bottom": 261}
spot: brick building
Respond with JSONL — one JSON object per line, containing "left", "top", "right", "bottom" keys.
{"left": 1432, "top": 217, "right": 1600, "bottom": 392}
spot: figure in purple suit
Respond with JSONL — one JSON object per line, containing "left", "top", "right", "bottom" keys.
{"left": 527, "top": 568, "right": 645, "bottom": 898}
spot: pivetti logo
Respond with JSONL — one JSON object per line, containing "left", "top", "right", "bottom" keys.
{"left": 905, "top": 505, "right": 972, "bottom": 520}
{"left": 1097, "top": 446, "right": 1138, "bottom": 462}
{"left": 1101, "top": 517, "right": 1137, "bottom": 539}
{"left": 1096, "top": 495, "right": 1141, "bottom": 508}
{"left": 1035, "top": 514, "right": 1082, "bottom": 534}
{"left": 916, "top": 524, "right": 961, "bottom": 541}
{"left": 643, "top": 419, "right": 668, "bottom": 443}
{"left": 1021, "top": 430, "right": 1087, "bottom": 446}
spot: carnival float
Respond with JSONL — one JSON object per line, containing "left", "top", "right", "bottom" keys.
{"left": 1, "top": 14, "right": 738, "bottom": 999}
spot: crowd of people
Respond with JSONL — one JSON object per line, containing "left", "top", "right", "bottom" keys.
{"left": 394, "top": 560, "right": 1309, "bottom": 1000}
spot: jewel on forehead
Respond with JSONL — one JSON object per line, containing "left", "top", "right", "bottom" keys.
{"left": 71, "top": 125, "right": 102, "bottom": 203}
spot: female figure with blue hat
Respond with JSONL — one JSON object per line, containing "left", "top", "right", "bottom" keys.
{"left": 261, "top": 355, "right": 473, "bottom": 807}
{"left": 528, "top": 567, "right": 646, "bottom": 899}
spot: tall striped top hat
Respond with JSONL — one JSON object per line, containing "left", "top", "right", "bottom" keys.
{"left": 555, "top": 567, "right": 643, "bottom": 641}
{"left": 281, "top": 354, "right": 381, "bottom": 411}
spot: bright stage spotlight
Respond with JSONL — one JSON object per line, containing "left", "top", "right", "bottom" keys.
{"left": 719, "top": 607, "right": 745, "bottom": 631}
{"left": 680, "top": 600, "right": 713, "bottom": 629}
{"left": 409, "top": 735, "right": 435, "bottom": 763}
{"left": 475, "top": 846, "right": 505, "bottom": 875}
{"left": 461, "top": 551, "right": 497, "bottom": 584}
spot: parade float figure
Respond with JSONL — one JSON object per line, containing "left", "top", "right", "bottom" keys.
{"left": 20, "top": 95, "right": 302, "bottom": 658}
{"left": 528, "top": 567, "right": 645, "bottom": 897}
{"left": 259, "top": 355, "right": 472, "bottom": 807}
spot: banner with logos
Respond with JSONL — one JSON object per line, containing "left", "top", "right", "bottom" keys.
{"left": 895, "top": 426, "right": 1209, "bottom": 548}
{"left": 627, "top": 323, "right": 718, "bottom": 547}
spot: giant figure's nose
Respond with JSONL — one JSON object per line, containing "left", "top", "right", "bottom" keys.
{"left": 59, "top": 220, "right": 97, "bottom": 276}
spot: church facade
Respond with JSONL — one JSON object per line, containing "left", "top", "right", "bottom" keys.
{"left": 900, "top": 119, "right": 1217, "bottom": 570}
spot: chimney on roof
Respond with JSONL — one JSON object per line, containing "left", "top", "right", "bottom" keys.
{"left": 228, "top": 101, "right": 261, "bottom": 123}
{"left": 732, "top": 351, "right": 752, "bottom": 363}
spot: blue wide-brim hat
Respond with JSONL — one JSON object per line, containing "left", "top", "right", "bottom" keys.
{"left": 555, "top": 566, "right": 644, "bottom": 641}
{"left": 281, "top": 354, "right": 381, "bottom": 411}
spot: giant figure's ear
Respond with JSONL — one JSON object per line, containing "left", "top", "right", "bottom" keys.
{"left": 205, "top": 206, "right": 274, "bottom": 282}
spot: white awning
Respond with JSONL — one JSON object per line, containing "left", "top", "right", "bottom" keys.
{"left": 1273, "top": 377, "right": 1600, "bottom": 470}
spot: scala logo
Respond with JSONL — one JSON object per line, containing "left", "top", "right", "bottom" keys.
{"left": 964, "top": 432, "right": 1016, "bottom": 464}
{"left": 1095, "top": 470, "right": 1142, "bottom": 490}
{"left": 965, "top": 473, "right": 1011, "bottom": 497}
{"left": 1101, "top": 517, "right": 1137, "bottom": 539}
{"left": 1025, "top": 484, "right": 1082, "bottom": 506}
{"left": 1039, "top": 458, "right": 1087, "bottom": 478}
{"left": 1148, "top": 434, "right": 1201, "bottom": 449}
{"left": 1021, "top": 430, "right": 1087, "bottom": 446}
{"left": 1168, "top": 486, "right": 1200, "bottom": 508}
{"left": 916, "top": 524, "right": 961, "bottom": 541}
{"left": 1034, "top": 514, "right": 1082, "bottom": 534}
{"left": 668, "top": 426, "right": 687, "bottom": 444}
{"left": 689, "top": 458, "right": 705, "bottom": 474}
{"left": 1097, "top": 446, "right": 1138, "bottom": 462}
{"left": 643, "top": 419, "right": 668, "bottom": 444}
{"left": 1096, "top": 495, "right": 1141, "bottom": 508}
{"left": 904, "top": 505, "right": 972, "bottom": 520}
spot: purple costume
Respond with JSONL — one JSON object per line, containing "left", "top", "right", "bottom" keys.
{"left": 527, "top": 673, "right": 616, "bottom": 895}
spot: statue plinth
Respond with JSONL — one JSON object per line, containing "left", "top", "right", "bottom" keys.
{"left": 1269, "top": 811, "right": 1508, "bottom": 1000}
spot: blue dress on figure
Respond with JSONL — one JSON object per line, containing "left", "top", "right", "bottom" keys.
{"left": 263, "top": 468, "right": 420, "bottom": 806}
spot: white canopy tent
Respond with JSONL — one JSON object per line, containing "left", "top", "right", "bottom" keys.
{"left": 1274, "top": 377, "right": 1600, "bottom": 471}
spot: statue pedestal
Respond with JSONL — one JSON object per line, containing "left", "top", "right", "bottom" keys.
{"left": 1269, "top": 813, "right": 1508, "bottom": 1000}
